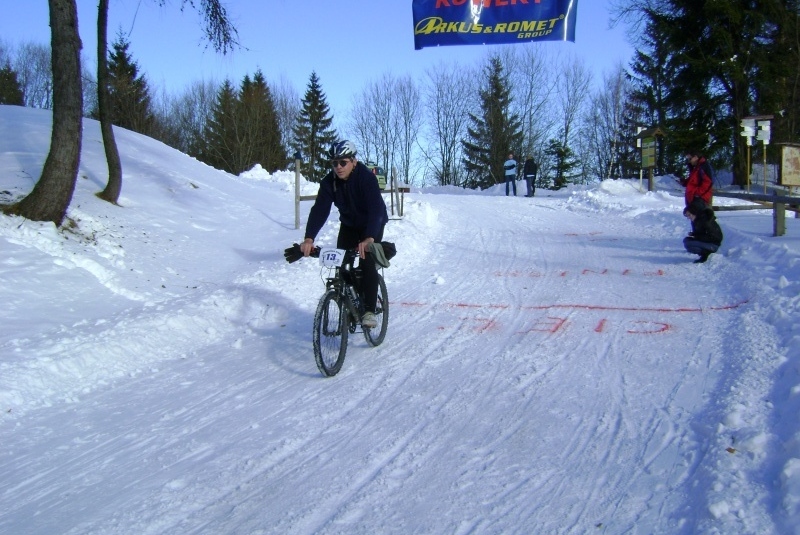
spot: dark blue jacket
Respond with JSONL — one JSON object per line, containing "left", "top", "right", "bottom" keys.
{"left": 687, "top": 198, "right": 723, "bottom": 246}
{"left": 305, "top": 161, "right": 389, "bottom": 241}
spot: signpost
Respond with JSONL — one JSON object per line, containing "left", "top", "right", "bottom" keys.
{"left": 740, "top": 115, "right": 772, "bottom": 193}
{"left": 779, "top": 143, "right": 800, "bottom": 190}
{"left": 636, "top": 127, "right": 664, "bottom": 192}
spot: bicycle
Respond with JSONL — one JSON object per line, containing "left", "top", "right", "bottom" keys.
{"left": 310, "top": 247, "right": 389, "bottom": 377}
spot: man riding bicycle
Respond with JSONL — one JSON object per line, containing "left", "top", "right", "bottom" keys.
{"left": 300, "top": 140, "right": 389, "bottom": 328}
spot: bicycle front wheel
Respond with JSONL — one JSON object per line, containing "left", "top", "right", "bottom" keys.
{"left": 313, "top": 289, "right": 349, "bottom": 376}
{"left": 363, "top": 274, "right": 388, "bottom": 347}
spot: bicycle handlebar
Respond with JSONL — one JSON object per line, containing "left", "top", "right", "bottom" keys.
{"left": 285, "top": 243, "right": 363, "bottom": 264}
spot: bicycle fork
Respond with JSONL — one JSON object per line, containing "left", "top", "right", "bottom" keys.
{"left": 328, "top": 278, "right": 361, "bottom": 328}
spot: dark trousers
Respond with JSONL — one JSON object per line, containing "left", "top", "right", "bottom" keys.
{"left": 505, "top": 176, "right": 517, "bottom": 196}
{"left": 525, "top": 175, "right": 536, "bottom": 196}
{"left": 683, "top": 237, "right": 719, "bottom": 256}
{"left": 337, "top": 224, "right": 385, "bottom": 312}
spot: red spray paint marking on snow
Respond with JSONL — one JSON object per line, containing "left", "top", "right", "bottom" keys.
{"left": 396, "top": 299, "right": 749, "bottom": 313}
{"left": 396, "top": 299, "right": 749, "bottom": 336}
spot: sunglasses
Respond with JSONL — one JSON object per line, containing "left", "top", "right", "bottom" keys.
{"left": 331, "top": 159, "right": 351, "bottom": 168}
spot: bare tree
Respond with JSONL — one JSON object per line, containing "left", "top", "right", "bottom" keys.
{"left": 0, "top": 40, "right": 9, "bottom": 66}
{"left": 504, "top": 47, "right": 559, "bottom": 168}
{"left": 391, "top": 75, "right": 423, "bottom": 186}
{"left": 552, "top": 56, "right": 593, "bottom": 184}
{"left": 348, "top": 78, "right": 391, "bottom": 167}
{"left": 270, "top": 75, "right": 301, "bottom": 160}
{"left": 14, "top": 43, "right": 52, "bottom": 109}
{"left": 421, "top": 62, "right": 475, "bottom": 186}
{"left": 369, "top": 74, "right": 399, "bottom": 176}
{"left": 558, "top": 58, "right": 593, "bottom": 147}
{"left": 582, "top": 64, "right": 631, "bottom": 179}
{"left": 347, "top": 94, "right": 376, "bottom": 162}
{"left": 3, "top": 0, "right": 83, "bottom": 225}
{"left": 154, "top": 79, "right": 217, "bottom": 157}
{"left": 82, "top": 57, "right": 97, "bottom": 117}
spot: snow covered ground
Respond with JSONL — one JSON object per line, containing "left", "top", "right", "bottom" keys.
{"left": 1, "top": 104, "right": 800, "bottom": 534}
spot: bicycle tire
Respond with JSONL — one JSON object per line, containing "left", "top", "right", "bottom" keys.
{"left": 363, "top": 274, "right": 388, "bottom": 347}
{"left": 313, "top": 289, "right": 349, "bottom": 376}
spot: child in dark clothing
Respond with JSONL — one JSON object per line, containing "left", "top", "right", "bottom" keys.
{"left": 683, "top": 197, "right": 723, "bottom": 263}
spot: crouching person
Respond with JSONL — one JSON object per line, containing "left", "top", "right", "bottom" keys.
{"left": 683, "top": 197, "right": 723, "bottom": 263}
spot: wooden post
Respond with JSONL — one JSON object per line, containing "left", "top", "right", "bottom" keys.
{"left": 392, "top": 167, "right": 401, "bottom": 216}
{"left": 746, "top": 144, "right": 751, "bottom": 192}
{"left": 774, "top": 202, "right": 786, "bottom": 236}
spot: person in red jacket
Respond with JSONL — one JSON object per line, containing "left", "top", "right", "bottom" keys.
{"left": 681, "top": 150, "right": 714, "bottom": 207}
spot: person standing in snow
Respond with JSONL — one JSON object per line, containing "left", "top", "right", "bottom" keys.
{"left": 681, "top": 149, "right": 714, "bottom": 208}
{"left": 300, "top": 140, "right": 389, "bottom": 328}
{"left": 523, "top": 155, "right": 538, "bottom": 197}
{"left": 683, "top": 197, "right": 723, "bottom": 263}
{"left": 504, "top": 152, "right": 518, "bottom": 196}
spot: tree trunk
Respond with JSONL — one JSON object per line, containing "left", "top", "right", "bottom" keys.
{"left": 5, "top": 0, "right": 83, "bottom": 226}
{"left": 96, "top": 0, "right": 122, "bottom": 204}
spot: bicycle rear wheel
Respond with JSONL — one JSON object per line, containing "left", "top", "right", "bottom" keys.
{"left": 363, "top": 274, "right": 388, "bottom": 347}
{"left": 313, "top": 289, "right": 349, "bottom": 376}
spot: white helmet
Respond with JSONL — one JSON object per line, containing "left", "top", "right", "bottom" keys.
{"left": 328, "top": 140, "right": 357, "bottom": 159}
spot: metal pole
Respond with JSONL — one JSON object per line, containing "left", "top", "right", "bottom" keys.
{"left": 294, "top": 158, "right": 301, "bottom": 230}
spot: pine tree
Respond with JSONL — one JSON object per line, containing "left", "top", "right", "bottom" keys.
{"left": 249, "top": 70, "right": 284, "bottom": 173}
{"left": 234, "top": 71, "right": 283, "bottom": 173}
{"left": 291, "top": 72, "right": 337, "bottom": 183}
{"left": 545, "top": 135, "right": 580, "bottom": 189}
{"left": 201, "top": 72, "right": 284, "bottom": 175}
{"left": 753, "top": 0, "right": 800, "bottom": 146}
{"left": 203, "top": 79, "right": 238, "bottom": 173}
{"left": 461, "top": 56, "right": 523, "bottom": 189}
{"left": 106, "top": 33, "right": 155, "bottom": 135}
{"left": 627, "top": 13, "right": 678, "bottom": 176}
{"left": 647, "top": 1, "right": 787, "bottom": 186}
{"left": 0, "top": 64, "right": 24, "bottom": 105}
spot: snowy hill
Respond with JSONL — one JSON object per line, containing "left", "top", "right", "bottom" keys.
{"left": 1, "top": 104, "right": 799, "bottom": 534}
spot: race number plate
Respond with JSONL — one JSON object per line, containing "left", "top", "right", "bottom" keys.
{"left": 319, "top": 248, "right": 345, "bottom": 268}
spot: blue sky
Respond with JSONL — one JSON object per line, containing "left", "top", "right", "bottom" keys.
{"left": 1, "top": 1, "right": 633, "bottom": 115}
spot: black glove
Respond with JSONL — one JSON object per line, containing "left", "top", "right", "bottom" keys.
{"left": 284, "top": 243, "right": 303, "bottom": 264}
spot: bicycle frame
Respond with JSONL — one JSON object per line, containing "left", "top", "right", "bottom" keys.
{"left": 311, "top": 246, "right": 388, "bottom": 376}
{"left": 323, "top": 251, "right": 364, "bottom": 333}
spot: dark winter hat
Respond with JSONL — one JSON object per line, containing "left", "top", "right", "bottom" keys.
{"left": 687, "top": 197, "right": 708, "bottom": 215}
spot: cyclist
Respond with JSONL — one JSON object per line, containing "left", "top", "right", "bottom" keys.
{"left": 300, "top": 140, "right": 389, "bottom": 328}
